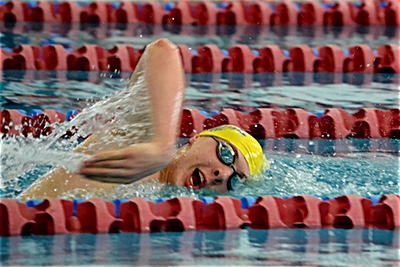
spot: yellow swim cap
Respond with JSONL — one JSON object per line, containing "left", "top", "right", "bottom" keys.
{"left": 196, "top": 125, "right": 266, "bottom": 175}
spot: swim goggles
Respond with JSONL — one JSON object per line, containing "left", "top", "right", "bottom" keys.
{"left": 212, "top": 137, "right": 246, "bottom": 191}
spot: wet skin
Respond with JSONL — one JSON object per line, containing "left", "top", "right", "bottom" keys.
{"left": 159, "top": 136, "right": 250, "bottom": 192}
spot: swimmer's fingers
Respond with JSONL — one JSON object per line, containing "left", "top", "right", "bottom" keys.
{"left": 79, "top": 167, "right": 140, "bottom": 184}
{"left": 84, "top": 151, "right": 126, "bottom": 163}
{"left": 82, "top": 158, "right": 130, "bottom": 169}
{"left": 79, "top": 142, "right": 172, "bottom": 184}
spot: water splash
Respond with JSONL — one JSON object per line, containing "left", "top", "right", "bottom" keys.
{"left": 1, "top": 68, "right": 398, "bottom": 200}
{"left": 1, "top": 137, "right": 89, "bottom": 180}
{"left": 1, "top": 70, "right": 153, "bottom": 196}
{"left": 228, "top": 152, "right": 399, "bottom": 198}
{"left": 58, "top": 179, "right": 198, "bottom": 201}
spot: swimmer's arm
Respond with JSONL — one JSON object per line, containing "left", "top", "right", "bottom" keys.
{"left": 79, "top": 39, "right": 185, "bottom": 183}
{"left": 17, "top": 167, "right": 117, "bottom": 202}
{"left": 19, "top": 39, "right": 183, "bottom": 198}
{"left": 75, "top": 38, "right": 184, "bottom": 156}
{"left": 137, "top": 38, "right": 185, "bottom": 154}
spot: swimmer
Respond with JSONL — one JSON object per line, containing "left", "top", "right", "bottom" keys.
{"left": 19, "top": 39, "right": 268, "bottom": 201}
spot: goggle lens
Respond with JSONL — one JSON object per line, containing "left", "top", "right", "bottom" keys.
{"left": 213, "top": 137, "right": 244, "bottom": 191}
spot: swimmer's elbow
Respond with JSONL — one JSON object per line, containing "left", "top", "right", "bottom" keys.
{"left": 148, "top": 38, "right": 180, "bottom": 57}
{"left": 152, "top": 38, "right": 178, "bottom": 50}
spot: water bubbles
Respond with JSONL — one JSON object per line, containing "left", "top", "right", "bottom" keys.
{"left": 1, "top": 67, "right": 154, "bottom": 199}
{"left": 231, "top": 152, "right": 398, "bottom": 199}
{"left": 1, "top": 65, "right": 398, "bottom": 200}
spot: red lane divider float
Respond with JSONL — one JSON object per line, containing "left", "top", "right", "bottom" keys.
{"left": 1, "top": 108, "right": 399, "bottom": 139}
{"left": 1, "top": 43, "right": 398, "bottom": 81}
{"left": 1, "top": 194, "right": 399, "bottom": 236}
{"left": 0, "top": 0, "right": 398, "bottom": 27}
{"left": 0, "top": 109, "right": 66, "bottom": 138}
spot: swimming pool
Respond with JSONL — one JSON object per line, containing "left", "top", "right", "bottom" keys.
{"left": 1, "top": 0, "right": 400, "bottom": 266}
{"left": 1, "top": 229, "right": 399, "bottom": 266}
{"left": 1, "top": 71, "right": 398, "bottom": 200}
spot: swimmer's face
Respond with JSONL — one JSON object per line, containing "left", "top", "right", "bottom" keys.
{"left": 163, "top": 136, "right": 250, "bottom": 192}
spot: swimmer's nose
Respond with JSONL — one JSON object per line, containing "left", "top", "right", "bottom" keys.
{"left": 205, "top": 165, "right": 234, "bottom": 192}
{"left": 212, "top": 164, "right": 233, "bottom": 179}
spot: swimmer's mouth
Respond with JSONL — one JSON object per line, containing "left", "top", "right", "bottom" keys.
{"left": 187, "top": 168, "right": 206, "bottom": 189}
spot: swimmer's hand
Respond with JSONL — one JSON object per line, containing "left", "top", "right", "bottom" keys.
{"left": 79, "top": 142, "right": 173, "bottom": 184}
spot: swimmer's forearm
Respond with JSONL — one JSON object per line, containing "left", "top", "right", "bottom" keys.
{"left": 143, "top": 39, "right": 185, "bottom": 155}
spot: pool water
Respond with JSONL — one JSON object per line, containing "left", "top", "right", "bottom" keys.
{"left": 1, "top": 16, "right": 399, "bottom": 267}
{"left": 1, "top": 71, "right": 399, "bottom": 114}
{"left": 1, "top": 73, "right": 399, "bottom": 267}
{"left": 1, "top": 71, "right": 399, "bottom": 200}
{"left": 1, "top": 146, "right": 399, "bottom": 199}
{"left": 1, "top": 229, "right": 399, "bottom": 266}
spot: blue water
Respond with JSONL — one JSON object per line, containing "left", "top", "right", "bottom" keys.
{"left": 1, "top": 23, "right": 397, "bottom": 51}
{"left": 1, "top": 19, "right": 399, "bottom": 267}
{"left": 1, "top": 71, "right": 399, "bottom": 113}
{"left": 1, "top": 71, "right": 399, "bottom": 200}
{"left": 1, "top": 72, "right": 399, "bottom": 267}
{"left": 1, "top": 229, "right": 399, "bottom": 266}
{"left": 1, "top": 144, "right": 398, "bottom": 199}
